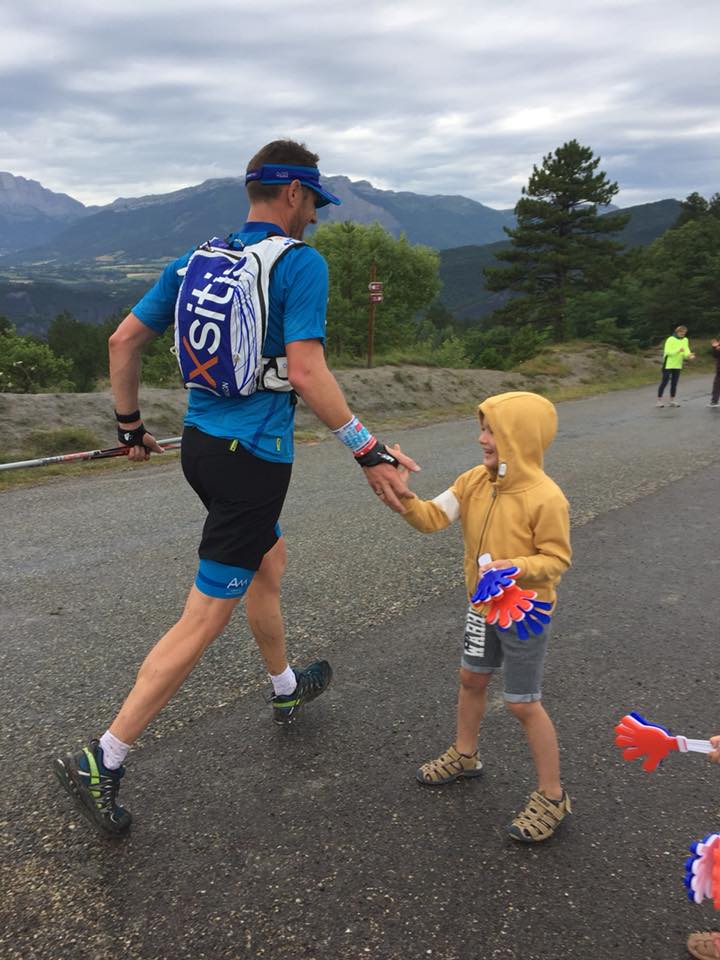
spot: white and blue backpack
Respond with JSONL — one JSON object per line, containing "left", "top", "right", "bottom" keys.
{"left": 174, "top": 234, "right": 302, "bottom": 398}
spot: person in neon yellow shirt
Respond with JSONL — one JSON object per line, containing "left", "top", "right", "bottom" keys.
{"left": 656, "top": 325, "right": 695, "bottom": 407}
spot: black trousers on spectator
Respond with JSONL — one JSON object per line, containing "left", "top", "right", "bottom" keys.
{"left": 658, "top": 367, "right": 680, "bottom": 398}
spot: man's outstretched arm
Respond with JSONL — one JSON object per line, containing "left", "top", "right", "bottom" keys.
{"left": 109, "top": 312, "right": 165, "bottom": 461}
{"left": 286, "top": 339, "right": 419, "bottom": 512}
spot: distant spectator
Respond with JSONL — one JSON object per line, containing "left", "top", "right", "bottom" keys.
{"left": 656, "top": 325, "right": 695, "bottom": 408}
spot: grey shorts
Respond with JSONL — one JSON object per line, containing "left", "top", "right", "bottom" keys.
{"left": 461, "top": 604, "right": 550, "bottom": 703}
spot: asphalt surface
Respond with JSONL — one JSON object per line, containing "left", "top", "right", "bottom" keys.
{"left": 2, "top": 373, "right": 720, "bottom": 960}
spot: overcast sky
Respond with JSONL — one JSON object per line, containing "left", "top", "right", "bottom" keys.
{"left": 1, "top": 0, "right": 718, "bottom": 210}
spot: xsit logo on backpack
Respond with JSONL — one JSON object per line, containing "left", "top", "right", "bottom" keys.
{"left": 174, "top": 235, "right": 302, "bottom": 398}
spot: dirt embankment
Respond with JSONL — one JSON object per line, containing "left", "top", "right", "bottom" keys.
{"left": 0, "top": 345, "right": 659, "bottom": 457}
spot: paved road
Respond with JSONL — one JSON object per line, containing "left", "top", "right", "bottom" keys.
{"left": 1, "top": 374, "right": 719, "bottom": 960}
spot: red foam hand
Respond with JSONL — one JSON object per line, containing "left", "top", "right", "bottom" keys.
{"left": 486, "top": 584, "right": 536, "bottom": 629}
{"left": 614, "top": 713, "right": 678, "bottom": 772}
{"left": 712, "top": 845, "right": 720, "bottom": 911}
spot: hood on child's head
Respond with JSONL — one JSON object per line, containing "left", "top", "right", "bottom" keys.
{"left": 477, "top": 392, "right": 558, "bottom": 489}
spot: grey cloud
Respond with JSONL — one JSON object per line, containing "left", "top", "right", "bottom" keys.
{"left": 1, "top": 0, "right": 717, "bottom": 207}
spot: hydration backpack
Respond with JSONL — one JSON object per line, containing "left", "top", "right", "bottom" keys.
{"left": 174, "top": 234, "right": 302, "bottom": 398}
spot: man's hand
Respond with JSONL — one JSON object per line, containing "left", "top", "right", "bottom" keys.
{"left": 709, "top": 735, "right": 720, "bottom": 763}
{"left": 364, "top": 443, "right": 419, "bottom": 513}
{"left": 118, "top": 425, "right": 165, "bottom": 462}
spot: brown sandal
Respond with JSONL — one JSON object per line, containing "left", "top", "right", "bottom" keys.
{"left": 687, "top": 931, "right": 720, "bottom": 959}
{"left": 416, "top": 745, "right": 483, "bottom": 785}
{"left": 508, "top": 789, "right": 571, "bottom": 842}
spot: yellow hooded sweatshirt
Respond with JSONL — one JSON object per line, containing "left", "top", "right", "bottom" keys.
{"left": 402, "top": 391, "right": 571, "bottom": 609}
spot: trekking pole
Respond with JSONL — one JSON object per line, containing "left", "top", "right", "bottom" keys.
{"left": 0, "top": 437, "right": 182, "bottom": 472}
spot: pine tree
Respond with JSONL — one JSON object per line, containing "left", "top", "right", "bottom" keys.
{"left": 675, "top": 191, "right": 720, "bottom": 227}
{"left": 484, "top": 140, "right": 629, "bottom": 340}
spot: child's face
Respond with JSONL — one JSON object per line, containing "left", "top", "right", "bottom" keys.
{"left": 478, "top": 416, "right": 498, "bottom": 471}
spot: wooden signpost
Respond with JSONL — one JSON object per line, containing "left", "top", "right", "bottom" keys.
{"left": 367, "top": 264, "right": 383, "bottom": 368}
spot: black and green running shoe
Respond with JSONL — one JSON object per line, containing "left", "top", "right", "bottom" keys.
{"left": 271, "top": 660, "right": 333, "bottom": 725}
{"left": 54, "top": 739, "right": 132, "bottom": 835}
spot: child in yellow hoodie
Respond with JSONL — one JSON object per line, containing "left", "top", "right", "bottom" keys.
{"left": 394, "top": 391, "right": 572, "bottom": 842}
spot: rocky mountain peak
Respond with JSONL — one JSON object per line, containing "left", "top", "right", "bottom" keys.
{"left": 0, "top": 172, "right": 85, "bottom": 218}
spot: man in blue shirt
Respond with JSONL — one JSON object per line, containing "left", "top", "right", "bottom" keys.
{"left": 54, "top": 139, "right": 418, "bottom": 835}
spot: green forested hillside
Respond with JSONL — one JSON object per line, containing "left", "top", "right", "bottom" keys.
{"left": 0, "top": 278, "right": 148, "bottom": 336}
{"left": 439, "top": 198, "right": 683, "bottom": 321}
{"left": 0, "top": 193, "right": 688, "bottom": 335}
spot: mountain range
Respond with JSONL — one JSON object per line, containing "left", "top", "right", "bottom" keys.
{"left": 0, "top": 172, "right": 682, "bottom": 333}
{"left": 0, "top": 172, "right": 516, "bottom": 260}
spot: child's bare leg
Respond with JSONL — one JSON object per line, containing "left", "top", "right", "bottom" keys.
{"left": 456, "top": 668, "right": 492, "bottom": 755}
{"left": 506, "top": 700, "right": 562, "bottom": 799}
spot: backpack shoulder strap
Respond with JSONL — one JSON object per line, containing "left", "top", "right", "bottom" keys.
{"left": 246, "top": 234, "right": 305, "bottom": 265}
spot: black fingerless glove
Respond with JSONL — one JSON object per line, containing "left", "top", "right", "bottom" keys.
{"left": 354, "top": 439, "right": 399, "bottom": 468}
{"left": 117, "top": 423, "right": 147, "bottom": 447}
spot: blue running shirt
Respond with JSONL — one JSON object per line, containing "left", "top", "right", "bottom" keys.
{"left": 132, "top": 222, "right": 328, "bottom": 463}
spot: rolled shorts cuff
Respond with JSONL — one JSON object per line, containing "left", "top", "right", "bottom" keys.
{"left": 461, "top": 660, "right": 499, "bottom": 675}
{"left": 503, "top": 690, "right": 542, "bottom": 703}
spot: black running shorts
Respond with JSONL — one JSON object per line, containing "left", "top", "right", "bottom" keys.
{"left": 181, "top": 426, "right": 292, "bottom": 571}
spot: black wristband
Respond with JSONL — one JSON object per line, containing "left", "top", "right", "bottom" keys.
{"left": 354, "top": 440, "right": 399, "bottom": 469}
{"left": 115, "top": 409, "right": 141, "bottom": 424}
{"left": 118, "top": 423, "right": 147, "bottom": 447}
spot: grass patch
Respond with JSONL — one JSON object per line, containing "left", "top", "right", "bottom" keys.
{"left": 513, "top": 354, "right": 572, "bottom": 378}
{"left": 25, "top": 426, "right": 100, "bottom": 456}
{"left": 1, "top": 426, "right": 101, "bottom": 467}
{"left": 0, "top": 449, "right": 180, "bottom": 490}
{"left": 0, "top": 425, "right": 183, "bottom": 489}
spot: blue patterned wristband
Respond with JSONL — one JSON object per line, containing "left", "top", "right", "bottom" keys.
{"left": 332, "top": 415, "right": 375, "bottom": 455}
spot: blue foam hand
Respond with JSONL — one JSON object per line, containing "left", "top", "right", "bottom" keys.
{"left": 684, "top": 852, "right": 701, "bottom": 898}
{"left": 515, "top": 607, "right": 553, "bottom": 641}
{"left": 629, "top": 711, "right": 673, "bottom": 737}
{"left": 471, "top": 566, "right": 520, "bottom": 604}
{"left": 531, "top": 600, "right": 553, "bottom": 613}
{"left": 682, "top": 834, "right": 720, "bottom": 905}
{"left": 495, "top": 597, "right": 553, "bottom": 640}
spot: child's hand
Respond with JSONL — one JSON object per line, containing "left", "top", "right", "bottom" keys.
{"left": 708, "top": 735, "right": 720, "bottom": 763}
{"left": 688, "top": 353, "right": 696, "bottom": 360}
{"left": 386, "top": 444, "right": 415, "bottom": 497}
{"left": 479, "top": 558, "right": 521, "bottom": 575}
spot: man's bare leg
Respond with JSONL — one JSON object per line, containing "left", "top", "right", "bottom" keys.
{"left": 109, "top": 587, "right": 238, "bottom": 745}
{"left": 245, "top": 536, "right": 287, "bottom": 675}
{"left": 245, "top": 536, "right": 332, "bottom": 723}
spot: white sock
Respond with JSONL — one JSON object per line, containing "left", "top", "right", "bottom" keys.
{"left": 99, "top": 730, "right": 130, "bottom": 770}
{"left": 270, "top": 665, "right": 297, "bottom": 696}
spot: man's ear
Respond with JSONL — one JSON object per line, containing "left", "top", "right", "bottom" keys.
{"left": 287, "top": 178, "right": 304, "bottom": 208}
